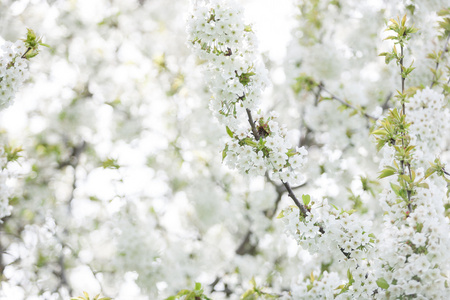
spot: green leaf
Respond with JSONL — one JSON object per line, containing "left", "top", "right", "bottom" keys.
{"left": 4, "top": 145, "right": 23, "bottom": 163}
{"left": 378, "top": 168, "right": 396, "bottom": 179}
{"left": 302, "top": 194, "right": 311, "bottom": 206}
{"left": 376, "top": 278, "right": 390, "bottom": 290}
{"left": 417, "top": 183, "right": 429, "bottom": 189}
{"left": 222, "top": 145, "right": 228, "bottom": 162}
{"left": 425, "top": 166, "right": 437, "bottom": 179}
{"left": 371, "top": 129, "right": 388, "bottom": 136}
{"left": 176, "top": 289, "right": 190, "bottom": 296}
{"left": 226, "top": 126, "right": 234, "bottom": 138}
{"left": 390, "top": 183, "right": 401, "bottom": 196}
{"left": 401, "top": 14, "right": 407, "bottom": 27}
{"left": 437, "top": 8, "right": 450, "bottom": 16}
{"left": 101, "top": 157, "right": 120, "bottom": 169}
{"left": 240, "top": 289, "right": 256, "bottom": 300}
{"left": 330, "top": 203, "right": 339, "bottom": 210}
{"left": 242, "top": 138, "right": 257, "bottom": 147}
{"left": 276, "top": 210, "right": 285, "bottom": 219}
{"left": 39, "top": 42, "right": 51, "bottom": 48}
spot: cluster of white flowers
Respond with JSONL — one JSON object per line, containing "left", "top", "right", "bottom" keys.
{"left": 0, "top": 146, "right": 13, "bottom": 220}
{"left": 186, "top": 0, "right": 267, "bottom": 116}
{"left": 378, "top": 144, "right": 396, "bottom": 171}
{"left": 0, "top": 39, "right": 30, "bottom": 220}
{"left": 376, "top": 170, "right": 450, "bottom": 299}
{"left": 283, "top": 197, "right": 374, "bottom": 261}
{"left": 406, "top": 87, "right": 450, "bottom": 168}
{"left": 368, "top": 92, "right": 450, "bottom": 298}
{"left": 282, "top": 196, "right": 377, "bottom": 298}
{"left": 288, "top": 270, "right": 343, "bottom": 300}
{"left": 224, "top": 111, "right": 308, "bottom": 184}
{"left": 112, "top": 212, "right": 165, "bottom": 297}
{"left": 285, "top": 265, "right": 378, "bottom": 299}
{"left": 0, "top": 40, "right": 29, "bottom": 110}
{"left": 283, "top": 170, "right": 450, "bottom": 299}
{"left": 0, "top": 175, "right": 12, "bottom": 220}
{"left": 187, "top": 0, "right": 307, "bottom": 183}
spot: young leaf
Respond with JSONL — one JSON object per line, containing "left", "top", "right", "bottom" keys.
{"left": 378, "top": 168, "right": 396, "bottom": 179}
{"left": 222, "top": 145, "right": 228, "bottom": 162}
{"left": 376, "top": 278, "right": 390, "bottom": 290}
{"left": 302, "top": 194, "right": 311, "bottom": 206}
{"left": 195, "top": 282, "right": 202, "bottom": 291}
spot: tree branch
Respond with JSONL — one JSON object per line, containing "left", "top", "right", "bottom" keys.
{"left": 320, "top": 85, "right": 378, "bottom": 121}
{"left": 246, "top": 108, "right": 260, "bottom": 141}
{"left": 235, "top": 230, "right": 257, "bottom": 255}
{"left": 443, "top": 168, "right": 450, "bottom": 177}
{"left": 382, "top": 92, "right": 393, "bottom": 112}
{"left": 281, "top": 181, "right": 308, "bottom": 217}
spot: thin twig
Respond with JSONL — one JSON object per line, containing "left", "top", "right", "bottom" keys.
{"left": 443, "top": 168, "right": 450, "bottom": 177}
{"left": 20, "top": 47, "right": 31, "bottom": 59}
{"left": 314, "top": 82, "right": 323, "bottom": 106}
{"left": 399, "top": 45, "right": 413, "bottom": 212}
{"left": 430, "top": 33, "right": 450, "bottom": 88}
{"left": 320, "top": 85, "right": 378, "bottom": 120}
{"left": 382, "top": 92, "right": 393, "bottom": 112}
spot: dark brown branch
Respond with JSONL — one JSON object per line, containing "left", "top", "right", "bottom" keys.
{"left": 21, "top": 47, "right": 31, "bottom": 59}
{"left": 264, "top": 172, "right": 308, "bottom": 217}
{"left": 53, "top": 240, "right": 73, "bottom": 295}
{"left": 298, "top": 120, "right": 314, "bottom": 148}
{"left": 235, "top": 230, "right": 257, "bottom": 255}
{"left": 281, "top": 181, "right": 308, "bottom": 217}
{"left": 246, "top": 108, "right": 260, "bottom": 140}
{"left": 443, "top": 168, "right": 450, "bottom": 177}
{"left": 382, "top": 92, "right": 393, "bottom": 112}
{"left": 57, "top": 141, "right": 87, "bottom": 169}
{"left": 314, "top": 82, "right": 323, "bottom": 106}
{"left": 264, "top": 193, "right": 283, "bottom": 219}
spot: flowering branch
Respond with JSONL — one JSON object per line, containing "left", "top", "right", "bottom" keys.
{"left": 187, "top": 0, "right": 308, "bottom": 215}
{"left": 1, "top": 29, "right": 48, "bottom": 110}
{"left": 246, "top": 107, "right": 307, "bottom": 214}
{"left": 377, "top": 15, "right": 418, "bottom": 213}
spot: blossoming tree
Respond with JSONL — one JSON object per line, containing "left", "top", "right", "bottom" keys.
{"left": 0, "top": 0, "right": 449, "bottom": 299}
